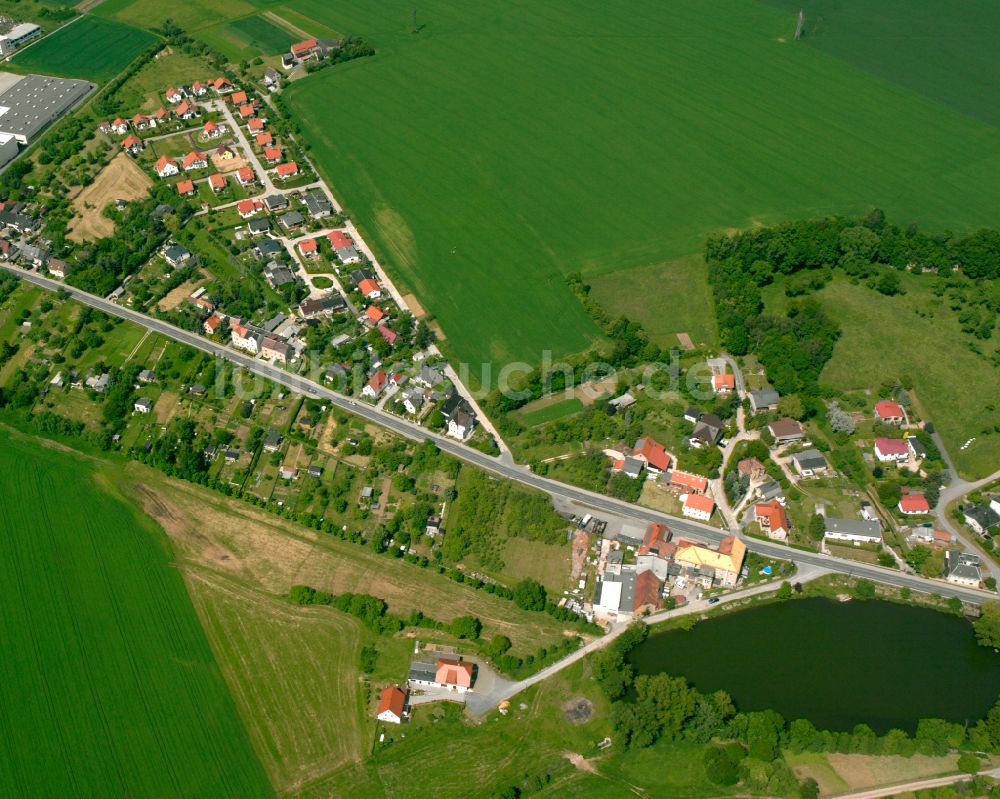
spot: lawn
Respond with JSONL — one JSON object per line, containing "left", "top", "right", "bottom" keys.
{"left": 520, "top": 396, "right": 585, "bottom": 426}
{"left": 760, "top": 0, "right": 1000, "bottom": 127}
{"left": 93, "top": 0, "right": 259, "bottom": 32}
{"left": 765, "top": 275, "right": 1000, "bottom": 479}
{"left": 587, "top": 254, "right": 718, "bottom": 350}
{"left": 284, "top": 0, "right": 1000, "bottom": 375}
{"left": 12, "top": 15, "right": 157, "bottom": 82}
{"left": 0, "top": 429, "right": 273, "bottom": 798}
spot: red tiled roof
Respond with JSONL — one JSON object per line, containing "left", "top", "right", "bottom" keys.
{"left": 712, "top": 373, "right": 736, "bottom": 391}
{"left": 230, "top": 90, "right": 248, "bottom": 105}
{"left": 291, "top": 38, "right": 318, "bottom": 56}
{"left": 176, "top": 179, "right": 195, "bottom": 195}
{"left": 378, "top": 325, "right": 398, "bottom": 345}
{"left": 237, "top": 199, "right": 261, "bottom": 215}
{"left": 121, "top": 134, "right": 142, "bottom": 149}
{"left": 376, "top": 686, "right": 406, "bottom": 718}
{"left": 239, "top": 103, "right": 255, "bottom": 118}
{"left": 132, "top": 114, "right": 148, "bottom": 125}
{"left": 248, "top": 118, "right": 265, "bottom": 131}
{"left": 670, "top": 469, "right": 708, "bottom": 493}
{"left": 365, "top": 305, "right": 385, "bottom": 323}
{"left": 366, "top": 370, "right": 388, "bottom": 392}
{"left": 639, "top": 523, "right": 671, "bottom": 556}
{"left": 276, "top": 161, "right": 299, "bottom": 176}
{"left": 632, "top": 436, "right": 670, "bottom": 471}
{"left": 182, "top": 151, "right": 206, "bottom": 169}
{"left": 633, "top": 570, "right": 663, "bottom": 612}
{"left": 933, "top": 530, "right": 953, "bottom": 542}
{"left": 236, "top": 167, "right": 255, "bottom": 182}
{"left": 328, "top": 230, "right": 352, "bottom": 248}
{"left": 264, "top": 146, "right": 282, "bottom": 161}
{"left": 204, "top": 314, "right": 222, "bottom": 331}
{"left": 154, "top": 155, "right": 175, "bottom": 173}
{"left": 875, "top": 437, "right": 909, "bottom": 456}
{"left": 875, "top": 400, "right": 905, "bottom": 420}
{"left": 298, "top": 238, "right": 318, "bottom": 253}
{"left": 203, "top": 120, "right": 218, "bottom": 132}
{"left": 209, "top": 173, "right": 227, "bottom": 190}
{"left": 435, "top": 658, "right": 473, "bottom": 688}
{"left": 255, "top": 132, "right": 272, "bottom": 146}
{"left": 684, "top": 494, "right": 715, "bottom": 514}
{"left": 754, "top": 500, "right": 789, "bottom": 534}
{"left": 899, "top": 493, "right": 931, "bottom": 514}
{"left": 175, "top": 100, "right": 195, "bottom": 116}
{"left": 738, "top": 457, "right": 765, "bottom": 475}
{"left": 358, "top": 278, "right": 380, "bottom": 297}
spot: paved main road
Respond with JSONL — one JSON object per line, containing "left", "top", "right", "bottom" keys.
{"left": 3, "top": 265, "right": 997, "bottom": 606}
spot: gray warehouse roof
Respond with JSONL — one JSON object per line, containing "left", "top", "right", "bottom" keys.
{"left": 0, "top": 74, "right": 94, "bottom": 143}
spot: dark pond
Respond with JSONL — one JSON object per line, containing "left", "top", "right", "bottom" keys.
{"left": 628, "top": 597, "right": 1000, "bottom": 733}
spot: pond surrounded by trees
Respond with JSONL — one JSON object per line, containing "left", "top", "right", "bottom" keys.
{"left": 629, "top": 597, "right": 1000, "bottom": 733}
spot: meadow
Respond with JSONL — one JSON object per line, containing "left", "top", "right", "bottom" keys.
{"left": 12, "top": 15, "right": 157, "bottom": 82}
{"left": 764, "top": 275, "right": 1000, "bottom": 479}
{"left": 0, "top": 430, "right": 273, "bottom": 798}
{"left": 282, "top": 0, "right": 1000, "bottom": 372}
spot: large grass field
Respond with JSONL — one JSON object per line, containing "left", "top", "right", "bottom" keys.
{"left": 0, "top": 430, "right": 273, "bottom": 798}
{"left": 761, "top": 0, "right": 1000, "bottom": 127}
{"left": 282, "top": 0, "right": 1000, "bottom": 373}
{"left": 12, "top": 15, "right": 157, "bottom": 82}
{"left": 764, "top": 275, "right": 1000, "bottom": 479}
{"left": 587, "top": 255, "right": 718, "bottom": 351}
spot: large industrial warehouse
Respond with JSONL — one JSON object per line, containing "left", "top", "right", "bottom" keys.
{"left": 0, "top": 73, "right": 95, "bottom": 165}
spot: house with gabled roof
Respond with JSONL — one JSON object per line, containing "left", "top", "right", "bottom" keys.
{"left": 165, "top": 87, "right": 183, "bottom": 103}
{"left": 248, "top": 118, "right": 265, "bottom": 133}
{"left": 132, "top": 113, "right": 155, "bottom": 131}
{"left": 874, "top": 437, "right": 909, "bottom": 463}
{"left": 681, "top": 493, "right": 715, "bottom": 522}
{"left": 754, "top": 500, "right": 789, "bottom": 541}
{"left": 208, "top": 173, "right": 228, "bottom": 192}
{"left": 182, "top": 151, "right": 208, "bottom": 170}
{"left": 362, "top": 370, "right": 388, "bottom": 398}
{"left": 275, "top": 161, "right": 299, "bottom": 179}
{"left": 748, "top": 388, "right": 779, "bottom": 413}
{"left": 376, "top": 686, "right": 408, "bottom": 724}
{"left": 121, "top": 134, "right": 143, "bottom": 154}
{"left": 175, "top": 100, "right": 199, "bottom": 120}
{"left": 712, "top": 373, "right": 735, "bottom": 394}
{"left": 235, "top": 166, "right": 256, "bottom": 186}
{"left": 768, "top": 418, "right": 804, "bottom": 445}
{"left": 899, "top": 492, "right": 931, "bottom": 515}
{"left": 213, "top": 77, "right": 235, "bottom": 94}
{"left": 176, "top": 179, "right": 196, "bottom": 196}
{"left": 874, "top": 400, "right": 906, "bottom": 425}
{"left": 631, "top": 436, "right": 670, "bottom": 473}
{"left": 202, "top": 120, "right": 223, "bottom": 139}
{"left": 154, "top": 155, "right": 179, "bottom": 178}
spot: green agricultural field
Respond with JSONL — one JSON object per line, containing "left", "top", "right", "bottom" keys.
{"left": 588, "top": 255, "right": 718, "bottom": 351}
{"left": 765, "top": 275, "right": 1000, "bottom": 479}
{"left": 760, "top": 0, "right": 1000, "bottom": 127}
{"left": 198, "top": 14, "right": 298, "bottom": 61}
{"left": 12, "top": 15, "right": 157, "bottom": 82}
{"left": 92, "top": 0, "right": 259, "bottom": 33}
{"left": 0, "top": 430, "right": 273, "bottom": 799}
{"left": 284, "top": 0, "right": 1000, "bottom": 374}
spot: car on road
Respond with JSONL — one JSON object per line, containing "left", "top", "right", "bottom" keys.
{"left": 707, "top": 597, "right": 720, "bottom": 604}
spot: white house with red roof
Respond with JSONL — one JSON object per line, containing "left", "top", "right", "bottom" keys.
{"left": 182, "top": 151, "right": 208, "bottom": 171}
{"left": 712, "top": 373, "right": 736, "bottom": 394}
{"left": 237, "top": 199, "right": 263, "bottom": 219}
{"left": 898, "top": 491, "right": 931, "bottom": 515}
{"left": 213, "top": 77, "right": 235, "bottom": 94}
{"left": 275, "top": 161, "right": 299, "bottom": 179}
{"left": 362, "top": 370, "right": 388, "bottom": 398}
{"left": 682, "top": 493, "right": 715, "bottom": 522}
{"left": 235, "top": 167, "right": 256, "bottom": 186}
{"left": 291, "top": 38, "right": 319, "bottom": 59}
{"left": 874, "top": 400, "right": 906, "bottom": 425}
{"left": 358, "top": 278, "right": 381, "bottom": 299}
{"left": 263, "top": 146, "right": 282, "bottom": 164}
{"left": 753, "top": 500, "right": 789, "bottom": 541}
{"left": 191, "top": 81, "right": 208, "bottom": 96}
{"left": 175, "top": 179, "right": 196, "bottom": 196}
{"left": 365, "top": 305, "right": 385, "bottom": 325}
{"left": 631, "top": 436, "right": 671, "bottom": 474}
{"left": 376, "top": 686, "right": 407, "bottom": 724}
{"left": 132, "top": 113, "right": 155, "bottom": 131}
{"left": 208, "top": 173, "right": 228, "bottom": 192}
{"left": 203, "top": 314, "right": 223, "bottom": 336}
{"left": 230, "top": 90, "right": 249, "bottom": 106}
{"left": 121, "top": 134, "right": 143, "bottom": 155}
{"left": 110, "top": 118, "right": 129, "bottom": 135}
{"left": 297, "top": 238, "right": 318, "bottom": 258}
{"left": 874, "top": 437, "right": 909, "bottom": 463}
{"left": 154, "top": 156, "right": 179, "bottom": 178}
{"left": 165, "top": 87, "right": 183, "bottom": 103}
{"left": 202, "top": 120, "right": 223, "bottom": 139}
{"left": 248, "top": 118, "right": 265, "bottom": 133}
{"left": 175, "top": 100, "right": 199, "bottom": 120}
